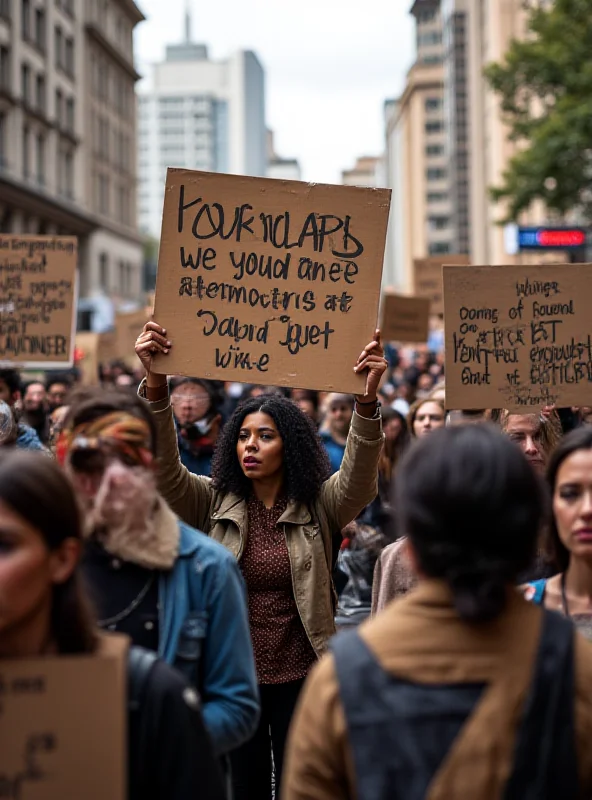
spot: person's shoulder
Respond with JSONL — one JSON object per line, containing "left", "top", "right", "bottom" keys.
{"left": 177, "top": 518, "right": 237, "bottom": 566}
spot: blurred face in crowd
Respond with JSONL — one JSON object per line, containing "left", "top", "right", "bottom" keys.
{"left": 23, "top": 383, "right": 46, "bottom": 412}
{"left": 0, "top": 499, "right": 77, "bottom": 656}
{"left": 170, "top": 382, "right": 212, "bottom": 426}
{"left": 0, "top": 380, "right": 17, "bottom": 407}
{"left": 384, "top": 415, "right": 403, "bottom": 444}
{"left": 49, "top": 406, "right": 70, "bottom": 449}
{"left": 413, "top": 401, "right": 445, "bottom": 438}
{"left": 237, "top": 412, "right": 284, "bottom": 482}
{"left": 416, "top": 373, "right": 434, "bottom": 396}
{"left": 328, "top": 397, "right": 354, "bottom": 439}
{"left": 297, "top": 399, "right": 317, "bottom": 423}
{"left": 47, "top": 382, "right": 69, "bottom": 411}
{"left": 504, "top": 414, "right": 546, "bottom": 473}
{"left": 553, "top": 448, "right": 592, "bottom": 562}
{"left": 578, "top": 407, "right": 592, "bottom": 425}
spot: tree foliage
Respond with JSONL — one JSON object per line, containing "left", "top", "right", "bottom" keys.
{"left": 484, "top": 0, "right": 592, "bottom": 223}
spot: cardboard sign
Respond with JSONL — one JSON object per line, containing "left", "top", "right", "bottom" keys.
{"left": 75, "top": 331, "right": 118, "bottom": 385}
{"left": 0, "top": 235, "right": 77, "bottom": 368}
{"left": 152, "top": 169, "right": 391, "bottom": 392}
{"left": 414, "top": 255, "right": 470, "bottom": 316}
{"left": 381, "top": 293, "right": 430, "bottom": 343}
{"left": 444, "top": 263, "right": 592, "bottom": 412}
{"left": 115, "top": 309, "right": 149, "bottom": 367}
{"left": 0, "top": 637, "right": 126, "bottom": 799}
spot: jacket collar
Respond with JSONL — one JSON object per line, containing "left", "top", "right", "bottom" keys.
{"left": 211, "top": 492, "right": 312, "bottom": 526}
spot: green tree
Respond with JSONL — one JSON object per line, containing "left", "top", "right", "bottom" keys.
{"left": 484, "top": 0, "right": 592, "bottom": 223}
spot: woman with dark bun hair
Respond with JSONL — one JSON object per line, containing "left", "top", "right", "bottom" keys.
{"left": 284, "top": 424, "right": 592, "bottom": 800}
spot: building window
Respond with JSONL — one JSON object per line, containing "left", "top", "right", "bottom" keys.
{"left": 0, "top": 0, "right": 9, "bottom": 21}
{"left": 34, "top": 8, "right": 46, "bottom": 51}
{"left": 64, "top": 150, "right": 74, "bottom": 197}
{"left": 22, "top": 0, "right": 31, "bottom": 40}
{"left": 98, "top": 174, "right": 109, "bottom": 214}
{"left": 22, "top": 125, "right": 30, "bottom": 178}
{"left": 429, "top": 216, "right": 450, "bottom": 230}
{"left": 64, "top": 37, "right": 74, "bottom": 77}
{"left": 0, "top": 46, "right": 9, "bottom": 91}
{"left": 425, "top": 97, "right": 441, "bottom": 112}
{"left": 426, "top": 144, "right": 444, "bottom": 157}
{"left": 55, "top": 26, "right": 63, "bottom": 69}
{"left": 55, "top": 88, "right": 63, "bottom": 125}
{"left": 427, "top": 168, "right": 447, "bottom": 181}
{"left": 36, "top": 133, "right": 44, "bottom": 184}
{"left": 21, "top": 63, "right": 30, "bottom": 105}
{"left": 429, "top": 242, "right": 451, "bottom": 255}
{"left": 427, "top": 191, "right": 448, "bottom": 203}
{"left": 36, "top": 74, "right": 45, "bottom": 113}
{"left": 99, "top": 252, "right": 108, "bottom": 288}
{"left": 65, "top": 97, "right": 74, "bottom": 132}
{"left": 425, "top": 121, "right": 443, "bottom": 134}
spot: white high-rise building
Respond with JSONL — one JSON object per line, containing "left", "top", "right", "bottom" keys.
{"left": 137, "top": 14, "right": 266, "bottom": 237}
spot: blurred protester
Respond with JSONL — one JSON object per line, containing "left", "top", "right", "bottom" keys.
{"left": 0, "top": 400, "right": 18, "bottom": 447}
{"left": 291, "top": 389, "right": 320, "bottom": 426}
{"left": 284, "top": 425, "right": 592, "bottom": 800}
{"left": 135, "top": 321, "right": 385, "bottom": 800}
{"left": 390, "top": 381, "right": 412, "bottom": 416}
{"left": 415, "top": 371, "right": 435, "bottom": 400}
{"left": 0, "top": 368, "right": 45, "bottom": 452}
{"left": 59, "top": 389, "right": 259, "bottom": 759}
{"left": 320, "top": 393, "right": 355, "bottom": 474}
{"left": 115, "top": 371, "right": 137, "bottom": 389}
{"left": 22, "top": 380, "right": 50, "bottom": 444}
{"left": 498, "top": 410, "right": 561, "bottom": 475}
{"left": 0, "top": 450, "right": 226, "bottom": 800}
{"left": 48, "top": 405, "right": 70, "bottom": 453}
{"left": 170, "top": 377, "right": 223, "bottom": 477}
{"left": 46, "top": 374, "right": 72, "bottom": 412}
{"left": 379, "top": 407, "right": 410, "bottom": 504}
{"left": 525, "top": 426, "right": 592, "bottom": 639}
{"left": 408, "top": 397, "right": 446, "bottom": 439}
{"left": 447, "top": 409, "right": 490, "bottom": 426}
{"left": 430, "top": 380, "right": 446, "bottom": 404}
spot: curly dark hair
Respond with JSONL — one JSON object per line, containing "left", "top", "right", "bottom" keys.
{"left": 211, "top": 394, "right": 331, "bottom": 502}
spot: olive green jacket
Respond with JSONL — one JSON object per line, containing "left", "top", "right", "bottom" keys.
{"left": 141, "top": 384, "right": 383, "bottom": 657}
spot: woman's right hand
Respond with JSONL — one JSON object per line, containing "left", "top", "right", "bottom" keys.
{"left": 135, "top": 321, "right": 171, "bottom": 386}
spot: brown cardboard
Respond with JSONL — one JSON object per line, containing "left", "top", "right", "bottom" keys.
{"left": 0, "top": 235, "right": 78, "bottom": 368}
{"left": 152, "top": 170, "right": 391, "bottom": 392}
{"left": 444, "top": 263, "right": 592, "bottom": 412}
{"left": 115, "top": 310, "right": 149, "bottom": 367}
{"left": 414, "top": 255, "right": 470, "bottom": 316}
{"left": 75, "top": 331, "right": 118, "bottom": 385}
{"left": 380, "top": 292, "right": 430, "bottom": 343}
{"left": 0, "top": 634, "right": 127, "bottom": 799}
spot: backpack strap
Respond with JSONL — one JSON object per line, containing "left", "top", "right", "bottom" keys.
{"left": 504, "top": 609, "right": 578, "bottom": 800}
{"left": 128, "top": 646, "right": 159, "bottom": 713}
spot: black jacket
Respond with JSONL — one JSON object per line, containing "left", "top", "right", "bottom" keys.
{"left": 129, "top": 655, "right": 226, "bottom": 800}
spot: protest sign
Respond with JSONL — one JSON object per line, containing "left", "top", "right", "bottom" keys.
{"left": 115, "top": 309, "right": 149, "bottom": 366}
{"left": 0, "top": 636, "right": 126, "bottom": 799}
{"left": 152, "top": 169, "right": 391, "bottom": 392}
{"left": 0, "top": 235, "right": 77, "bottom": 368}
{"left": 414, "top": 255, "right": 470, "bottom": 316}
{"left": 75, "top": 331, "right": 118, "bottom": 385}
{"left": 444, "top": 264, "right": 592, "bottom": 412}
{"left": 380, "top": 292, "right": 430, "bottom": 343}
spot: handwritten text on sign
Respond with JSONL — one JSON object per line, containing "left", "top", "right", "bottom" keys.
{"left": 0, "top": 235, "right": 77, "bottom": 367}
{"left": 152, "top": 170, "right": 390, "bottom": 392}
{"left": 444, "top": 264, "right": 592, "bottom": 412}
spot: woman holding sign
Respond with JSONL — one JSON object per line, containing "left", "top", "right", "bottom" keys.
{"left": 135, "top": 321, "right": 386, "bottom": 800}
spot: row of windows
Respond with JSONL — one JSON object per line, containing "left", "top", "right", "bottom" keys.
{"left": 16, "top": 123, "right": 74, "bottom": 198}
{"left": 91, "top": 55, "right": 134, "bottom": 119}
{"left": 94, "top": 172, "right": 133, "bottom": 225}
{"left": 93, "top": 114, "right": 132, "bottom": 169}
{"left": 98, "top": 253, "right": 135, "bottom": 296}
{"left": 427, "top": 168, "right": 447, "bottom": 181}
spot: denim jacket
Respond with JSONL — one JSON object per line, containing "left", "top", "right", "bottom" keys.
{"left": 159, "top": 519, "right": 260, "bottom": 755}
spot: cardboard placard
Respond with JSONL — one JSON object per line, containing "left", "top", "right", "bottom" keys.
{"left": 414, "top": 255, "right": 470, "bottom": 316}
{"left": 115, "top": 310, "right": 149, "bottom": 367}
{"left": 152, "top": 169, "right": 391, "bottom": 392}
{"left": 381, "top": 293, "right": 430, "bottom": 343}
{"left": 75, "top": 331, "right": 118, "bottom": 385}
{"left": 0, "top": 235, "right": 77, "bottom": 368}
{"left": 0, "top": 637, "right": 126, "bottom": 799}
{"left": 444, "top": 263, "right": 592, "bottom": 412}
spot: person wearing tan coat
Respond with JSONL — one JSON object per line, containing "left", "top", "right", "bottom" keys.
{"left": 283, "top": 425, "right": 592, "bottom": 800}
{"left": 135, "top": 321, "right": 386, "bottom": 800}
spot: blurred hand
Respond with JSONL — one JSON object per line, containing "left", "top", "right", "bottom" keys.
{"left": 354, "top": 329, "right": 387, "bottom": 401}
{"left": 135, "top": 321, "right": 171, "bottom": 383}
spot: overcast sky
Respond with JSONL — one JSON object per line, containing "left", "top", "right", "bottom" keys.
{"left": 134, "top": 0, "right": 415, "bottom": 184}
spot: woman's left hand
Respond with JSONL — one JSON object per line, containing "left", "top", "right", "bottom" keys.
{"left": 354, "top": 329, "right": 388, "bottom": 401}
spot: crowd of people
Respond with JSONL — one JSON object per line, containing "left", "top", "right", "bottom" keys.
{"left": 3, "top": 319, "right": 592, "bottom": 798}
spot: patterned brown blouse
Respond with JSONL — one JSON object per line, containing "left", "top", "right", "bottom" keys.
{"left": 240, "top": 496, "right": 317, "bottom": 684}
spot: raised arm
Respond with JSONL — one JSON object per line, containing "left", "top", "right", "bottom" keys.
{"left": 135, "top": 321, "right": 213, "bottom": 530}
{"left": 320, "top": 330, "right": 386, "bottom": 531}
